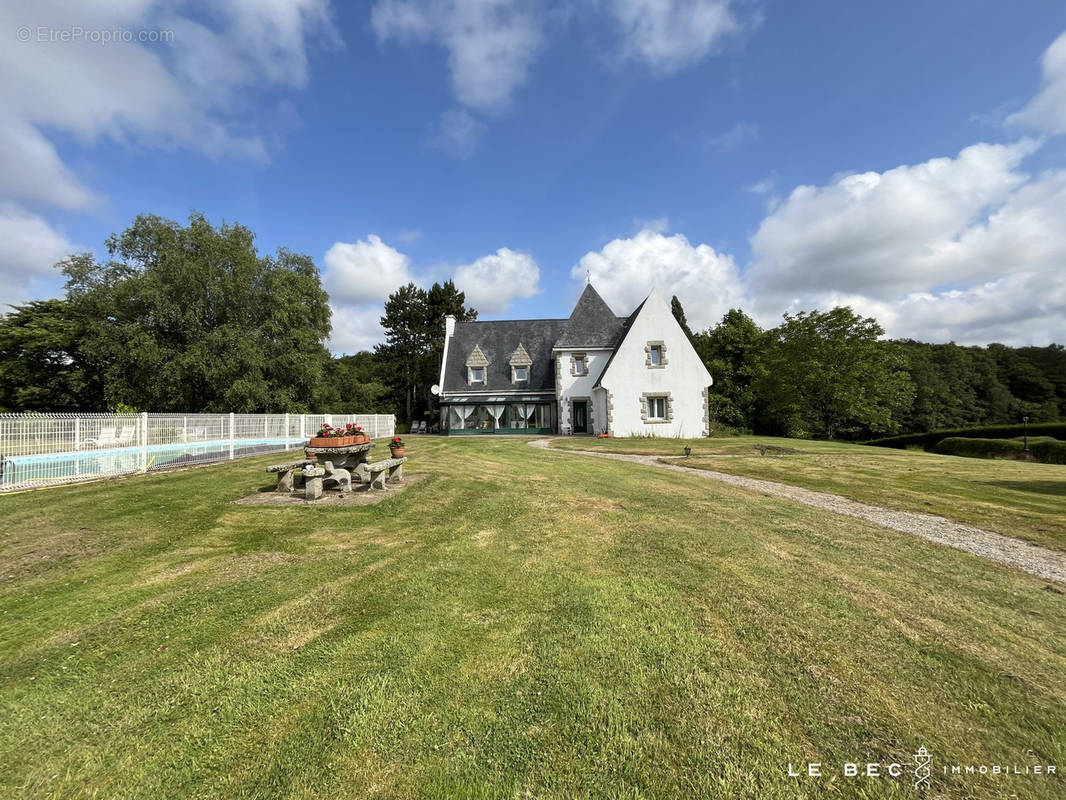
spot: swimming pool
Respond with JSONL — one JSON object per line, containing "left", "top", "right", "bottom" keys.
{"left": 0, "top": 437, "right": 306, "bottom": 491}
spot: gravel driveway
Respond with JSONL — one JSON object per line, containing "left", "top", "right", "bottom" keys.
{"left": 529, "top": 440, "right": 1066, "bottom": 585}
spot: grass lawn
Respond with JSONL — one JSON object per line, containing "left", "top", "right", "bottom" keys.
{"left": 550, "top": 435, "right": 1066, "bottom": 552}
{"left": 1, "top": 437, "right": 1064, "bottom": 798}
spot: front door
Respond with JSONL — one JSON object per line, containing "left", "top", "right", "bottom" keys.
{"left": 572, "top": 400, "right": 588, "bottom": 434}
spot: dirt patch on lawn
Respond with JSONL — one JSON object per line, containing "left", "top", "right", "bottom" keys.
{"left": 233, "top": 472, "right": 426, "bottom": 507}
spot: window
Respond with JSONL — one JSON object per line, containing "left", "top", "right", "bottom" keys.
{"left": 470, "top": 367, "right": 485, "bottom": 384}
{"left": 647, "top": 396, "right": 667, "bottom": 420}
{"left": 646, "top": 341, "right": 667, "bottom": 368}
{"left": 573, "top": 354, "right": 587, "bottom": 376}
{"left": 513, "top": 365, "right": 528, "bottom": 382}
{"left": 650, "top": 346, "right": 662, "bottom": 366}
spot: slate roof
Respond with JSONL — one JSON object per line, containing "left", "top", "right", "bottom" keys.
{"left": 440, "top": 283, "right": 635, "bottom": 395}
{"left": 553, "top": 284, "right": 628, "bottom": 349}
{"left": 442, "top": 318, "right": 569, "bottom": 394}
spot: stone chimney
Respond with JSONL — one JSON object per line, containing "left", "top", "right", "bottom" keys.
{"left": 444, "top": 314, "right": 456, "bottom": 337}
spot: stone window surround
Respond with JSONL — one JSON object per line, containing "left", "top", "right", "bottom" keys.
{"left": 511, "top": 364, "right": 530, "bottom": 383}
{"left": 640, "top": 392, "right": 673, "bottom": 425}
{"left": 468, "top": 366, "right": 486, "bottom": 385}
{"left": 645, "top": 340, "right": 668, "bottom": 369}
{"left": 570, "top": 352, "right": 589, "bottom": 377}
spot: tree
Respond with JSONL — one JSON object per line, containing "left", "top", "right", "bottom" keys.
{"left": 758, "top": 308, "right": 914, "bottom": 438}
{"left": 320, "top": 352, "right": 392, "bottom": 414}
{"left": 695, "top": 309, "right": 766, "bottom": 431}
{"left": 0, "top": 299, "right": 104, "bottom": 411}
{"left": 670, "top": 295, "right": 694, "bottom": 340}
{"left": 376, "top": 281, "right": 476, "bottom": 422}
{"left": 62, "top": 213, "right": 333, "bottom": 412}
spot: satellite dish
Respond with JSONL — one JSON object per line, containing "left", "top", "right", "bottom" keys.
{"left": 430, "top": 384, "right": 440, "bottom": 395}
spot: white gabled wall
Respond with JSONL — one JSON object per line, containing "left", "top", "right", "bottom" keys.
{"left": 598, "top": 290, "right": 712, "bottom": 438}
{"left": 555, "top": 348, "right": 612, "bottom": 433}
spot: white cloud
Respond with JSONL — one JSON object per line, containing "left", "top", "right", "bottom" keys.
{"left": 605, "top": 0, "right": 747, "bottom": 74}
{"left": 371, "top": 0, "right": 542, "bottom": 112}
{"left": 1006, "top": 31, "right": 1066, "bottom": 135}
{"left": 453, "top": 247, "right": 540, "bottom": 313}
{"left": 322, "top": 235, "right": 541, "bottom": 351}
{"left": 434, "top": 108, "right": 487, "bottom": 158}
{"left": 0, "top": 1, "right": 336, "bottom": 210}
{"left": 0, "top": 205, "right": 79, "bottom": 309}
{"left": 747, "top": 140, "right": 1044, "bottom": 301}
{"left": 573, "top": 229, "right": 744, "bottom": 329}
{"left": 742, "top": 140, "right": 1066, "bottom": 345}
{"left": 706, "top": 121, "right": 758, "bottom": 152}
{"left": 323, "top": 234, "right": 416, "bottom": 306}
{"left": 328, "top": 305, "right": 387, "bottom": 355}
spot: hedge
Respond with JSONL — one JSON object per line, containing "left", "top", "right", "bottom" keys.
{"left": 865, "top": 422, "right": 1066, "bottom": 450}
{"left": 932, "top": 436, "right": 1066, "bottom": 464}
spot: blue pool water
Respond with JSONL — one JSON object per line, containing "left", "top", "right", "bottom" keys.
{"left": 1, "top": 437, "right": 306, "bottom": 489}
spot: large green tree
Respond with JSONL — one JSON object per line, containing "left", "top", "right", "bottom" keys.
{"left": 62, "top": 213, "right": 333, "bottom": 412}
{"left": 0, "top": 299, "right": 104, "bottom": 412}
{"left": 695, "top": 309, "right": 766, "bottom": 432}
{"left": 758, "top": 308, "right": 914, "bottom": 438}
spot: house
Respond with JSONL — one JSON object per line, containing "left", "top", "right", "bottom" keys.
{"left": 436, "top": 284, "right": 712, "bottom": 436}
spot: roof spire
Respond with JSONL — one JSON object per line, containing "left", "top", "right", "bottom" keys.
{"left": 586, "top": 268, "right": 591, "bottom": 285}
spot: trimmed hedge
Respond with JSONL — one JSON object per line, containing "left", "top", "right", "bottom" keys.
{"left": 865, "top": 422, "right": 1066, "bottom": 450}
{"left": 932, "top": 436, "right": 1066, "bottom": 464}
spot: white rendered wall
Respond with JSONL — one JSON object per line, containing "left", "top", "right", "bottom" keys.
{"left": 598, "top": 291, "right": 712, "bottom": 438}
{"left": 555, "top": 348, "right": 611, "bottom": 433}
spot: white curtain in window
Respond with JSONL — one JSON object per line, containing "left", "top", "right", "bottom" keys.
{"left": 487, "top": 405, "right": 506, "bottom": 429}
{"left": 451, "top": 405, "right": 474, "bottom": 430}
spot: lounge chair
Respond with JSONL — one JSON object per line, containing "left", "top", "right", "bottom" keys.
{"left": 116, "top": 425, "right": 137, "bottom": 444}
{"left": 84, "top": 426, "right": 117, "bottom": 448}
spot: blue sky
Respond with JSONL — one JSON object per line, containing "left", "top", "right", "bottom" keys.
{"left": 3, "top": 1, "right": 1066, "bottom": 352}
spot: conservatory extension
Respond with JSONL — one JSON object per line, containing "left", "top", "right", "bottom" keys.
{"left": 439, "top": 398, "right": 554, "bottom": 435}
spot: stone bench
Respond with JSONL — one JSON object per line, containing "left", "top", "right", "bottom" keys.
{"left": 355, "top": 456, "right": 406, "bottom": 490}
{"left": 266, "top": 459, "right": 313, "bottom": 492}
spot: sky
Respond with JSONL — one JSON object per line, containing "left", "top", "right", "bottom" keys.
{"left": 3, "top": 1, "right": 1066, "bottom": 353}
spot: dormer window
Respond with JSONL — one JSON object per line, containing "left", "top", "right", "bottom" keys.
{"left": 466, "top": 343, "right": 489, "bottom": 386}
{"left": 508, "top": 343, "right": 532, "bottom": 384}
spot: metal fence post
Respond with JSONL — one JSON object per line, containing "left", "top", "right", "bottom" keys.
{"left": 229, "top": 412, "right": 235, "bottom": 460}
{"left": 183, "top": 416, "right": 188, "bottom": 443}
{"left": 284, "top": 413, "right": 290, "bottom": 450}
{"left": 139, "top": 412, "right": 148, "bottom": 471}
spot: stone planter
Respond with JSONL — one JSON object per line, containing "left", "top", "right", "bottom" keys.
{"left": 389, "top": 446, "right": 405, "bottom": 458}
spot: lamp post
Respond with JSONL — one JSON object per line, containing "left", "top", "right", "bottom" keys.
{"left": 1023, "top": 416, "right": 1030, "bottom": 456}
{"left": 684, "top": 446, "right": 692, "bottom": 458}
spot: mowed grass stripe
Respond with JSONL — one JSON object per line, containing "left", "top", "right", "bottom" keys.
{"left": 0, "top": 437, "right": 1063, "bottom": 798}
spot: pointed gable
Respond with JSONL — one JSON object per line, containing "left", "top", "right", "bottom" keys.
{"left": 553, "top": 284, "right": 627, "bottom": 349}
{"left": 465, "top": 344, "right": 489, "bottom": 367}
{"left": 508, "top": 343, "right": 532, "bottom": 366}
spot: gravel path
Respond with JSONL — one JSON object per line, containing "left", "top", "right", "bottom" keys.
{"left": 528, "top": 439, "right": 1066, "bottom": 584}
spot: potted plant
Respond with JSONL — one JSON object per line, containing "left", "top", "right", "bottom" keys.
{"left": 389, "top": 436, "right": 405, "bottom": 458}
{"left": 349, "top": 423, "right": 370, "bottom": 444}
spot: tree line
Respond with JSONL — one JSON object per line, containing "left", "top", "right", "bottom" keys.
{"left": 1, "top": 213, "right": 1062, "bottom": 439}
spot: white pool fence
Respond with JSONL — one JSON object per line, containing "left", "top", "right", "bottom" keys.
{"left": 0, "top": 412, "right": 395, "bottom": 492}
